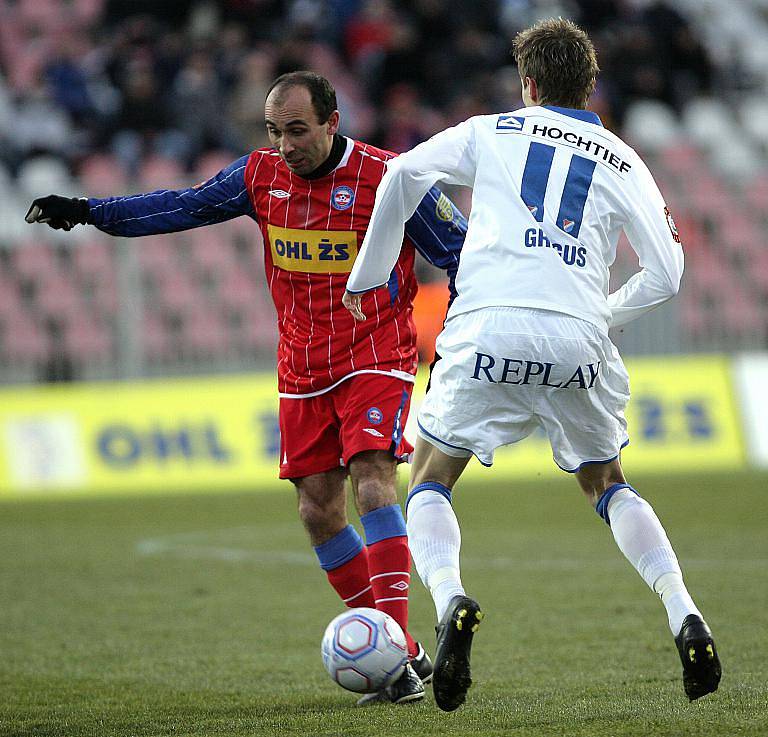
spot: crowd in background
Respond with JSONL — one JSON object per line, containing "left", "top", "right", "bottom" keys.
{"left": 0, "top": 0, "right": 718, "bottom": 181}
{"left": 5, "top": 0, "right": 767, "bottom": 384}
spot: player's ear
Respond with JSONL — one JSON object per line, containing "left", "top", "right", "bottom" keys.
{"left": 326, "top": 110, "right": 340, "bottom": 136}
{"left": 526, "top": 77, "right": 539, "bottom": 104}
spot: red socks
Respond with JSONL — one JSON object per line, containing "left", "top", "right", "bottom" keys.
{"left": 368, "top": 535, "right": 416, "bottom": 658}
{"left": 325, "top": 546, "right": 376, "bottom": 608}
{"left": 316, "top": 510, "right": 417, "bottom": 660}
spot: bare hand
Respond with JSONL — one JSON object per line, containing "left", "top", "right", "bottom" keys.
{"left": 342, "top": 290, "right": 366, "bottom": 321}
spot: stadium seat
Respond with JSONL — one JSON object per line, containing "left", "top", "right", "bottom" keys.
{"left": 2, "top": 313, "right": 48, "bottom": 363}
{"left": 681, "top": 98, "right": 737, "bottom": 151}
{"left": 73, "top": 0, "right": 104, "bottom": 25}
{"left": 17, "top": 156, "right": 77, "bottom": 200}
{"left": 658, "top": 143, "right": 705, "bottom": 176}
{"left": 744, "top": 172, "right": 768, "bottom": 211}
{"left": 138, "top": 156, "right": 189, "bottom": 192}
{"left": 154, "top": 270, "right": 201, "bottom": 313}
{"left": 721, "top": 285, "right": 764, "bottom": 335}
{"left": 63, "top": 314, "right": 113, "bottom": 362}
{"left": 13, "top": 242, "right": 58, "bottom": 279}
{"left": 141, "top": 312, "right": 176, "bottom": 362}
{"left": 71, "top": 239, "right": 115, "bottom": 279}
{"left": 35, "top": 273, "right": 86, "bottom": 317}
{"left": 18, "top": 0, "right": 63, "bottom": 27}
{"left": 217, "top": 268, "right": 262, "bottom": 311}
{"left": 622, "top": 100, "right": 681, "bottom": 152}
{"left": 78, "top": 154, "right": 129, "bottom": 197}
{"left": 708, "top": 137, "right": 763, "bottom": 180}
{"left": 188, "top": 229, "right": 239, "bottom": 277}
{"left": 194, "top": 150, "right": 237, "bottom": 181}
{"left": 181, "top": 307, "right": 230, "bottom": 356}
{"left": 738, "top": 94, "right": 768, "bottom": 148}
{"left": 136, "top": 236, "right": 181, "bottom": 274}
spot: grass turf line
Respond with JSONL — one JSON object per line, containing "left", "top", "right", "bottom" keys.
{"left": 1, "top": 471, "right": 766, "bottom": 736}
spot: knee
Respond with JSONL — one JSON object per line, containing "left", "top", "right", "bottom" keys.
{"left": 296, "top": 488, "right": 346, "bottom": 537}
{"left": 410, "top": 465, "right": 456, "bottom": 490}
{"left": 349, "top": 450, "right": 398, "bottom": 512}
{"left": 577, "top": 465, "right": 627, "bottom": 507}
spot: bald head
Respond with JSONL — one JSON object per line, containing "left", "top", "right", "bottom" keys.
{"left": 264, "top": 79, "right": 340, "bottom": 176}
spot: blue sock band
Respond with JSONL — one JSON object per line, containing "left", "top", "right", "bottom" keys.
{"left": 313, "top": 525, "right": 364, "bottom": 571}
{"left": 595, "top": 483, "right": 639, "bottom": 526}
{"left": 360, "top": 504, "right": 406, "bottom": 545}
{"left": 405, "top": 481, "right": 452, "bottom": 516}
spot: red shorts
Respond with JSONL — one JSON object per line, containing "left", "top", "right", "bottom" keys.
{"left": 278, "top": 373, "right": 414, "bottom": 479}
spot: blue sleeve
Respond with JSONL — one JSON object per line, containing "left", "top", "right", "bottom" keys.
{"left": 404, "top": 186, "right": 466, "bottom": 303}
{"left": 87, "top": 155, "right": 255, "bottom": 236}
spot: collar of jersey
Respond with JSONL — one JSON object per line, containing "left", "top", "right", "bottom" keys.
{"left": 542, "top": 105, "right": 603, "bottom": 127}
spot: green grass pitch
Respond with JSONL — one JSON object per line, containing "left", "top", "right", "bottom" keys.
{"left": 2, "top": 471, "right": 767, "bottom": 736}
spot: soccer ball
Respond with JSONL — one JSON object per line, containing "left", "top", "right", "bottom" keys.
{"left": 321, "top": 607, "right": 408, "bottom": 693}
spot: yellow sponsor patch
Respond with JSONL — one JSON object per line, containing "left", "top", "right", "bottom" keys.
{"left": 267, "top": 225, "right": 358, "bottom": 274}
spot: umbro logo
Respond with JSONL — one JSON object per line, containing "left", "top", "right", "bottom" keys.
{"left": 269, "top": 189, "right": 291, "bottom": 198}
{"left": 389, "top": 581, "right": 409, "bottom": 591}
{"left": 363, "top": 428, "right": 385, "bottom": 438}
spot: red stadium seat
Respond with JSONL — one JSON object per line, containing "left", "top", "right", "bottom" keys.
{"left": 136, "top": 236, "right": 181, "bottom": 274}
{"left": 0, "top": 275, "right": 24, "bottom": 314}
{"left": 188, "top": 229, "right": 239, "bottom": 277}
{"left": 72, "top": 238, "right": 115, "bottom": 279}
{"left": 78, "top": 154, "right": 129, "bottom": 197}
{"left": 2, "top": 313, "right": 48, "bottom": 363}
{"left": 217, "top": 268, "right": 262, "bottom": 311}
{"left": 13, "top": 242, "right": 58, "bottom": 279}
{"left": 155, "top": 270, "right": 201, "bottom": 313}
{"left": 63, "top": 314, "right": 113, "bottom": 362}
{"left": 181, "top": 307, "right": 230, "bottom": 355}
{"left": 195, "top": 151, "right": 237, "bottom": 181}
{"left": 35, "top": 273, "right": 85, "bottom": 317}
{"left": 138, "top": 156, "right": 188, "bottom": 191}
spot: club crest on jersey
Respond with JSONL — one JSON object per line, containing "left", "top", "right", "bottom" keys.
{"left": 331, "top": 185, "right": 355, "bottom": 210}
{"left": 496, "top": 115, "right": 525, "bottom": 132}
{"left": 664, "top": 206, "right": 681, "bottom": 244}
{"left": 562, "top": 218, "right": 575, "bottom": 233}
{"left": 269, "top": 189, "right": 291, "bottom": 198}
{"left": 366, "top": 407, "right": 384, "bottom": 425}
{"left": 435, "top": 192, "right": 454, "bottom": 222}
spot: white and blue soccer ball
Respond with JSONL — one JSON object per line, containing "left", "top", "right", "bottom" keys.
{"left": 321, "top": 607, "right": 408, "bottom": 693}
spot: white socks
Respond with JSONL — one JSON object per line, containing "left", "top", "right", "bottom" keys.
{"left": 606, "top": 487, "right": 701, "bottom": 636}
{"left": 406, "top": 489, "right": 465, "bottom": 620}
{"left": 406, "top": 484, "right": 702, "bottom": 635}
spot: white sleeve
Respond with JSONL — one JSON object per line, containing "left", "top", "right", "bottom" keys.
{"left": 608, "top": 159, "right": 684, "bottom": 327}
{"left": 346, "top": 119, "right": 476, "bottom": 293}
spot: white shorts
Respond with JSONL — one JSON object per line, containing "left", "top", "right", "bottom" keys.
{"left": 418, "top": 307, "right": 630, "bottom": 472}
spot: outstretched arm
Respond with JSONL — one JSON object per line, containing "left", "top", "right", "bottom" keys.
{"left": 25, "top": 156, "right": 255, "bottom": 236}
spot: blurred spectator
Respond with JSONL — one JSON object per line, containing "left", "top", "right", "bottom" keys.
{"left": 170, "top": 47, "right": 242, "bottom": 163}
{"left": 109, "top": 60, "right": 186, "bottom": 177}
{"left": 228, "top": 48, "right": 275, "bottom": 150}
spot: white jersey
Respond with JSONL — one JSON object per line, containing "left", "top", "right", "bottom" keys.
{"left": 347, "top": 105, "right": 684, "bottom": 333}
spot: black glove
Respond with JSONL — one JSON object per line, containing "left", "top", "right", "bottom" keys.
{"left": 25, "top": 195, "right": 90, "bottom": 231}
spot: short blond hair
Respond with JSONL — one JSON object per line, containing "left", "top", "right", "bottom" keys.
{"left": 512, "top": 17, "right": 599, "bottom": 109}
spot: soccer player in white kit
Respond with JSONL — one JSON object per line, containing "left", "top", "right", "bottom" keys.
{"left": 343, "top": 18, "right": 721, "bottom": 712}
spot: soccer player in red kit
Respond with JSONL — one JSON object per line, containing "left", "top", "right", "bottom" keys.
{"left": 25, "top": 71, "right": 466, "bottom": 704}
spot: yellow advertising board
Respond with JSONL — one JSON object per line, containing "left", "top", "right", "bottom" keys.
{"left": 0, "top": 355, "right": 745, "bottom": 498}
{"left": 0, "top": 375, "right": 281, "bottom": 497}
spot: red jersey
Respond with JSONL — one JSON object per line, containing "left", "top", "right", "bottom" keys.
{"left": 244, "top": 140, "right": 419, "bottom": 396}
{"left": 88, "top": 137, "right": 466, "bottom": 396}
